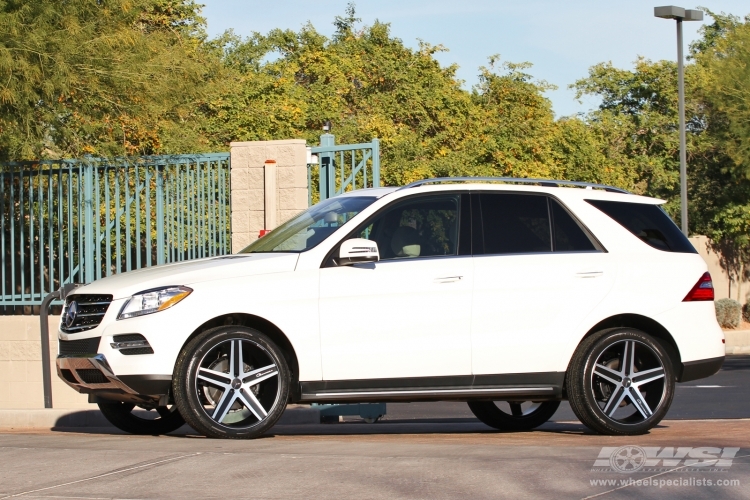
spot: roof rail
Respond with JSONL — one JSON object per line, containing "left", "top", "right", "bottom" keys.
{"left": 398, "top": 177, "right": 630, "bottom": 194}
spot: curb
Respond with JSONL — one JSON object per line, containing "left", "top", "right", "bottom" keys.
{"left": 0, "top": 406, "right": 321, "bottom": 430}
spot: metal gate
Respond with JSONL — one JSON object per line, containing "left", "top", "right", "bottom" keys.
{"left": 308, "top": 135, "right": 380, "bottom": 205}
{"left": 1, "top": 154, "right": 230, "bottom": 308}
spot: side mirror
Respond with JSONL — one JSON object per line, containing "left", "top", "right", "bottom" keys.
{"left": 339, "top": 238, "right": 379, "bottom": 266}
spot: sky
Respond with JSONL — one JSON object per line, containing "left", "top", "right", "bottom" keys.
{"left": 201, "top": 1, "right": 750, "bottom": 117}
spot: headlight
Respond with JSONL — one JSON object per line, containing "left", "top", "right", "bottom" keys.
{"left": 117, "top": 286, "right": 192, "bottom": 320}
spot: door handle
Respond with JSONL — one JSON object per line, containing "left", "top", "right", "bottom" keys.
{"left": 576, "top": 271, "right": 603, "bottom": 278}
{"left": 434, "top": 276, "right": 463, "bottom": 283}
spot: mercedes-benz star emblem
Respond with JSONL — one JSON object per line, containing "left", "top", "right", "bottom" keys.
{"left": 65, "top": 301, "right": 78, "bottom": 328}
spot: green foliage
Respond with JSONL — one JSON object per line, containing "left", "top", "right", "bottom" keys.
{"left": 695, "top": 11, "right": 750, "bottom": 179}
{"left": 0, "top": 0, "right": 220, "bottom": 159}
{"left": 715, "top": 297, "right": 742, "bottom": 328}
{"left": 572, "top": 58, "right": 691, "bottom": 208}
{"left": 743, "top": 302, "right": 750, "bottom": 323}
{"left": 201, "top": 10, "right": 622, "bottom": 189}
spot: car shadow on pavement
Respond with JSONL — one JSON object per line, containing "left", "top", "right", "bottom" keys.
{"left": 44, "top": 413, "right": 679, "bottom": 440}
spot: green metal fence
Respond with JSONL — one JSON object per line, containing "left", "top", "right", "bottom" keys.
{"left": 1, "top": 154, "right": 231, "bottom": 309}
{"left": 308, "top": 135, "right": 380, "bottom": 205}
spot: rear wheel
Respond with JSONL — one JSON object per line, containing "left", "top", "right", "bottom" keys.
{"left": 468, "top": 400, "right": 560, "bottom": 431}
{"left": 567, "top": 328, "right": 674, "bottom": 436}
{"left": 173, "top": 326, "right": 290, "bottom": 439}
{"left": 97, "top": 401, "right": 185, "bottom": 435}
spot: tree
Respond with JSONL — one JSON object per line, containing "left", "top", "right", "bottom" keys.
{"left": 0, "top": 0, "right": 220, "bottom": 159}
{"left": 694, "top": 11, "right": 750, "bottom": 179}
{"left": 202, "top": 6, "right": 577, "bottom": 186}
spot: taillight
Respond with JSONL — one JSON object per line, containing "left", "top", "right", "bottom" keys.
{"left": 683, "top": 272, "right": 714, "bottom": 301}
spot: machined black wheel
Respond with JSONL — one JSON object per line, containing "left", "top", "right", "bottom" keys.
{"left": 567, "top": 328, "right": 675, "bottom": 436}
{"left": 173, "top": 326, "right": 290, "bottom": 439}
{"left": 468, "top": 400, "right": 560, "bottom": 431}
{"left": 97, "top": 401, "right": 185, "bottom": 435}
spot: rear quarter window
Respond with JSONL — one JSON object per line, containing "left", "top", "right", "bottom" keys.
{"left": 586, "top": 199, "right": 696, "bottom": 253}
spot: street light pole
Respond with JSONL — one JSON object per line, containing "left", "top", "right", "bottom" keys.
{"left": 654, "top": 6, "right": 703, "bottom": 237}
{"left": 676, "top": 16, "right": 688, "bottom": 237}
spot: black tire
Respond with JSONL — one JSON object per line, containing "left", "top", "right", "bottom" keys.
{"left": 567, "top": 328, "right": 675, "bottom": 436}
{"left": 173, "top": 326, "right": 290, "bottom": 439}
{"left": 468, "top": 400, "right": 560, "bottom": 431}
{"left": 97, "top": 401, "right": 185, "bottom": 435}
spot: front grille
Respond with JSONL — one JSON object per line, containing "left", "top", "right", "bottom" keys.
{"left": 60, "top": 294, "right": 113, "bottom": 333}
{"left": 58, "top": 337, "right": 101, "bottom": 356}
{"left": 77, "top": 369, "right": 108, "bottom": 384}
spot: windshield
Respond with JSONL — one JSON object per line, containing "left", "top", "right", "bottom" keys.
{"left": 239, "top": 196, "right": 377, "bottom": 253}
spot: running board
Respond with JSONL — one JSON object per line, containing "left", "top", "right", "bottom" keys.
{"left": 299, "top": 373, "right": 565, "bottom": 403}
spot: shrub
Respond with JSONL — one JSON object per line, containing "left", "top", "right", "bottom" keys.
{"left": 743, "top": 302, "right": 750, "bottom": 324}
{"left": 715, "top": 298, "right": 741, "bottom": 329}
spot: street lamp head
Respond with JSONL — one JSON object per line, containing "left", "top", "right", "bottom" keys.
{"left": 654, "top": 6, "right": 703, "bottom": 21}
{"left": 654, "top": 6, "right": 685, "bottom": 19}
{"left": 684, "top": 9, "right": 703, "bottom": 21}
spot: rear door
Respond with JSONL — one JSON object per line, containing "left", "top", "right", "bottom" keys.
{"left": 470, "top": 192, "right": 615, "bottom": 375}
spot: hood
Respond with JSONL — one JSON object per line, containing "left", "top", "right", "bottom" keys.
{"left": 76, "top": 253, "right": 299, "bottom": 300}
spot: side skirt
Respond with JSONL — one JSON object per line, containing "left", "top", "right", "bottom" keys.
{"left": 299, "top": 372, "right": 565, "bottom": 403}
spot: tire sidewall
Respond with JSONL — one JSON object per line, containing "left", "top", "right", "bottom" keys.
{"left": 579, "top": 329, "right": 675, "bottom": 434}
{"left": 175, "top": 326, "right": 290, "bottom": 439}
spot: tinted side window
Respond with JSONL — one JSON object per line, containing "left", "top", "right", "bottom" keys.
{"left": 359, "top": 195, "right": 460, "bottom": 260}
{"left": 550, "top": 199, "right": 597, "bottom": 252}
{"left": 586, "top": 199, "right": 697, "bottom": 253}
{"left": 479, "top": 193, "right": 551, "bottom": 254}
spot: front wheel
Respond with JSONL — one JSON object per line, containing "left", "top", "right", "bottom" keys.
{"left": 468, "top": 400, "right": 560, "bottom": 431}
{"left": 173, "top": 326, "right": 291, "bottom": 439}
{"left": 567, "top": 328, "right": 675, "bottom": 436}
{"left": 97, "top": 401, "right": 185, "bottom": 435}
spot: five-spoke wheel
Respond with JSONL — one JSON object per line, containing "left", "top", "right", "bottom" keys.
{"left": 567, "top": 328, "right": 674, "bottom": 435}
{"left": 173, "top": 326, "right": 290, "bottom": 439}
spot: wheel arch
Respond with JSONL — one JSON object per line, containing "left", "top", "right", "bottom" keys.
{"left": 178, "top": 313, "right": 302, "bottom": 402}
{"left": 570, "top": 313, "right": 683, "bottom": 381}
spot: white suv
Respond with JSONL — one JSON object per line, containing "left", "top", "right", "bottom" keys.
{"left": 56, "top": 178, "right": 725, "bottom": 438}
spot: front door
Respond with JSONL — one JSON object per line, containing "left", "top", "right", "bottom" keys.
{"left": 319, "top": 194, "right": 473, "bottom": 381}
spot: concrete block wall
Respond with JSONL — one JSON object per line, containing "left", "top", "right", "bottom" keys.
{"left": 0, "top": 315, "right": 90, "bottom": 409}
{"left": 230, "top": 139, "right": 309, "bottom": 253}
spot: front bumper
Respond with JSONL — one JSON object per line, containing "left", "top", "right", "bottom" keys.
{"left": 56, "top": 354, "right": 172, "bottom": 405}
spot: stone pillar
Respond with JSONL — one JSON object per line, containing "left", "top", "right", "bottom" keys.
{"left": 230, "top": 139, "right": 308, "bottom": 253}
